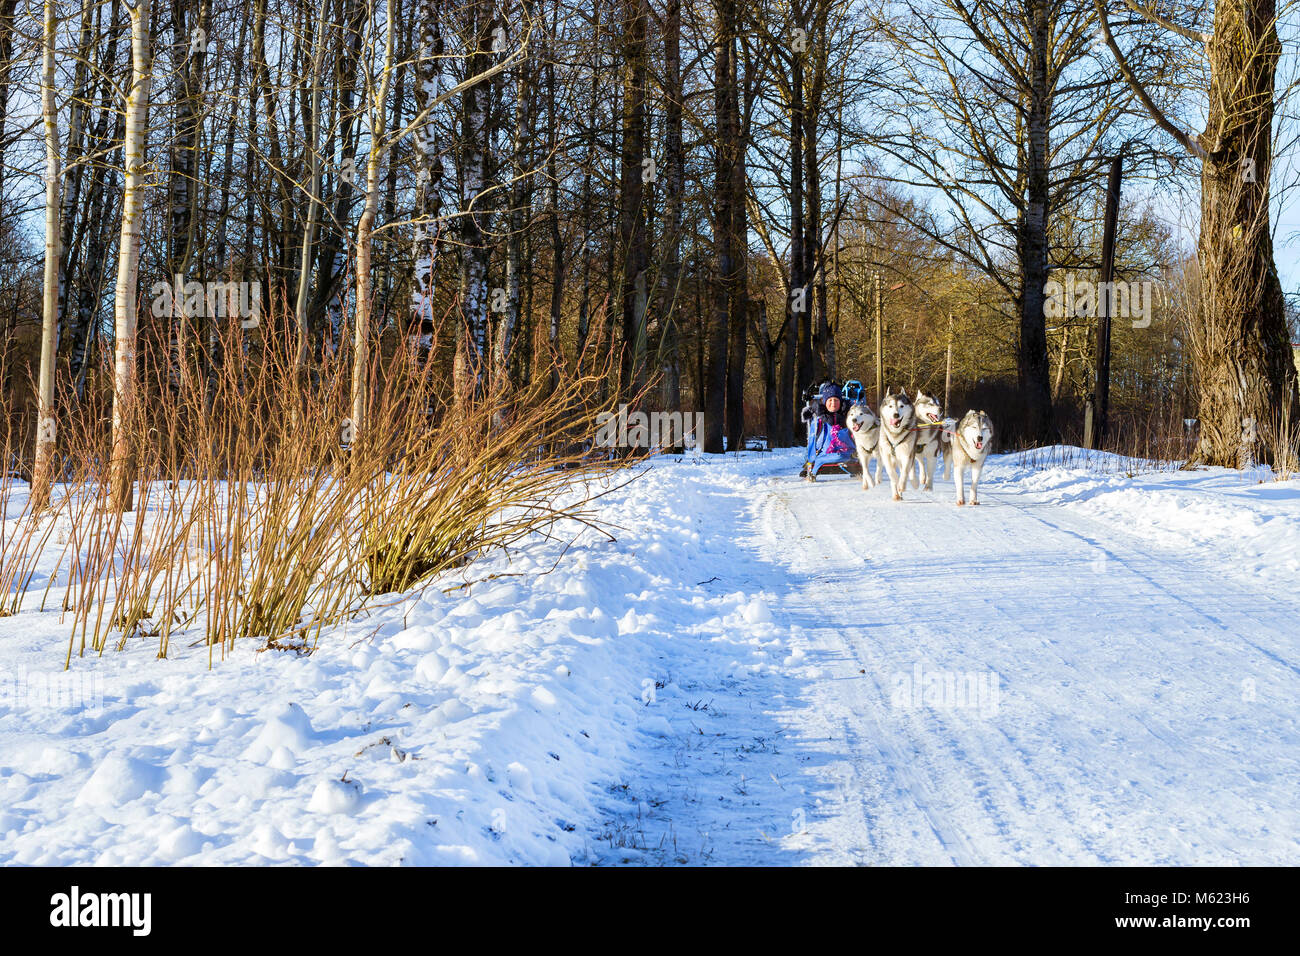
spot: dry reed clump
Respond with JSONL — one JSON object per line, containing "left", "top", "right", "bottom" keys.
{"left": 1261, "top": 388, "right": 1299, "bottom": 481}
{"left": 0, "top": 322, "right": 639, "bottom": 666}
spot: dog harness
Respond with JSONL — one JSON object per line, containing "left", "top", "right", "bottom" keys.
{"left": 880, "top": 425, "right": 914, "bottom": 452}
{"left": 954, "top": 429, "right": 982, "bottom": 460}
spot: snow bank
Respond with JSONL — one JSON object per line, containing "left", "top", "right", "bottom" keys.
{"left": 0, "top": 450, "right": 793, "bottom": 865}
{"left": 991, "top": 450, "right": 1300, "bottom": 584}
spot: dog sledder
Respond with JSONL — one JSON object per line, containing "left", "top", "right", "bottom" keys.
{"left": 798, "top": 379, "right": 995, "bottom": 505}
{"left": 801, "top": 382, "right": 859, "bottom": 480}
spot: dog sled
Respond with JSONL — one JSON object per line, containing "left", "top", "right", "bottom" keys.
{"left": 800, "top": 380, "right": 965, "bottom": 491}
{"left": 801, "top": 381, "right": 860, "bottom": 480}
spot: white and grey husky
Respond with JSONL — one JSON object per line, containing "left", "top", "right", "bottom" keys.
{"left": 946, "top": 410, "right": 994, "bottom": 505}
{"left": 846, "top": 403, "right": 880, "bottom": 489}
{"left": 877, "top": 389, "right": 918, "bottom": 501}
{"left": 910, "top": 391, "right": 947, "bottom": 491}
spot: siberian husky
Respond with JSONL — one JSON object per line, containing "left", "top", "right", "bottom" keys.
{"left": 946, "top": 410, "right": 994, "bottom": 505}
{"left": 877, "top": 389, "right": 917, "bottom": 501}
{"left": 846, "top": 403, "right": 880, "bottom": 489}
{"left": 910, "top": 391, "right": 946, "bottom": 491}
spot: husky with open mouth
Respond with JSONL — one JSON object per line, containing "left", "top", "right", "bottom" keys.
{"left": 846, "top": 403, "right": 880, "bottom": 489}
{"left": 877, "top": 389, "right": 917, "bottom": 501}
{"left": 910, "top": 390, "right": 947, "bottom": 491}
{"left": 946, "top": 410, "right": 994, "bottom": 505}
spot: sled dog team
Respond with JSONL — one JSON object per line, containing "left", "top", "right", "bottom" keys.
{"left": 802, "top": 381, "right": 995, "bottom": 506}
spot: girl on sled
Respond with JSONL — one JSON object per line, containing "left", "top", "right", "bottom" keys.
{"left": 801, "top": 382, "right": 857, "bottom": 480}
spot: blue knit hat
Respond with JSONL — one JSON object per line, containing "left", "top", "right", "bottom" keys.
{"left": 818, "top": 382, "right": 842, "bottom": 403}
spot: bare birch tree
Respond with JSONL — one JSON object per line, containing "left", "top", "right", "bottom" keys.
{"left": 31, "top": 0, "right": 62, "bottom": 511}
{"left": 109, "top": 0, "right": 153, "bottom": 512}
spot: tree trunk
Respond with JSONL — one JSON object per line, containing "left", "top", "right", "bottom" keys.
{"left": 109, "top": 0, "right": 152, "bottom": 513}
{"left": 411, "top": 0, "right": 443, "bottom": 357}
{"left": 455, "top": 3, "right": 495, "bottom": 400}
{"left": 1016, "top": 0, "right": 1053, "bottom": 445}
{"left": 54, "top": 0, "right": 95, "bottom": 376}
{"left": 790, "top": 38, "right": 808, "bottom": 398}
{"left": 352, "top": 0, "right": 396, "bottom": 443}
{"left": 208, "top": 14, "right": 247, "bottom": 410}
{"left": 377, "top": 0, "right": 406, "bottom": 325}
{"left": 498, "top": 3, "right": 534, "bottom": 410}
{"left": 0, "top": 0, "right": 20, "bottom": 203}
{"left": 545, "top": 33, "right": 564, "bottom": 391}
{"left": 618, "top": 0, "right": 649, "bottom": 403}
{"left": 659, "top": 0, "right": 684, "bottom": 416}
{"left": 724, "top": 26, "right": 747, "bottom": 450}
{"left": 31, "top": 0, "right": 61, "bottom": 511}
{"left": 778, "top": 308, "right": 796, "bottom": 445}
{"left": 805, "top": 8, "right": 825, "bottom": 383}
{"left": 703, "top": 1, "right": 734, "bottom": 454}
{"left": 1092, "top": 153, "right": 1122, "bottom": 447}
{"left": 758, "top": 301, "right": 780, "bottom": 441}
{"left": 292, "top": 0, "right": 329, "bottom": 371}
{"left": 312, "top": 0, "right": 368, "bottom": 354}
{"left": 168, "top": 0, "right": 209, "bottom": 387}
{"left": 1193, "top": 0, "right": 1298, "bottom": 466}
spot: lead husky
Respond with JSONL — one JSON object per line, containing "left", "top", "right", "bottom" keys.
{"left": 946, "top": 410, "right": 994, "bottom": 505}
{"left": 877, "top": 389, "right": 918, "bottom": 501}
{"left": 910, "top": 391, "right": 946, "bottom": 491}
{"left": 846, "top": 403, "right": 880, "bottom": 489}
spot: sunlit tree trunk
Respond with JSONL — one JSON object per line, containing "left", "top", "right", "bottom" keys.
{"left": 109, "top": 0, "right": 152, "bottom": 512}
{"left": 1098, "top": 0, "right": 1299, "bottom": 466}
{"left": 31, "top": 0, "right": 61, "bottom": 512}
{"left": 1193, "top": 1, "right": 1295, "bottom": 466}
{"left": 352, "top": 0, "right": 396, "bottom": 442}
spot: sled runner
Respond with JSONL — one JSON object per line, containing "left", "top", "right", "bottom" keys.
{"left": 800, "top": 458, "right": 862, "bottom": 480}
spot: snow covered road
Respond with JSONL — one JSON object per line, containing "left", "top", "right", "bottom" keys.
{"left": 589, "top": 451, "right": 1300, "bottom": 865}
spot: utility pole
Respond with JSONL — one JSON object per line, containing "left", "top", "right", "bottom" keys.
{"left": 945, "top": 311, "right": 954, "bottom": 412}
{"left": 874, "top": 271, "right": 883, "bottom": 409}
{"left": 1093, "top": 153, "right": 1123, "bottom": 449}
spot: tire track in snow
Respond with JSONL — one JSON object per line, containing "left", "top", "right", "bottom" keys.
{"left": 766, "top": 468, "right": 1300, "bottom": 864}
{"left": 760, "top": 485, "right": 984, "bottom": 866}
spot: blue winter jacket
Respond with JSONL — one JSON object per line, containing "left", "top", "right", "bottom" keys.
{"left": 805, "top": 414, "right": 857, "bottom": 475}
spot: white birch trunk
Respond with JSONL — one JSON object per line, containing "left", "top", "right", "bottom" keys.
{"left": 352, "top": 0, "right": 396, "bottom": 441}
{"left": 455, "top": 7, "right": 494, "bottom": 397}
{"left": 108, "top": 0, "right": 152, "bottom": 513}
{"left": 411, "top": 1, "right": 442, "bottom": 353}
{"left": 31, "top": 0, "right": 61, "bottom": 511}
